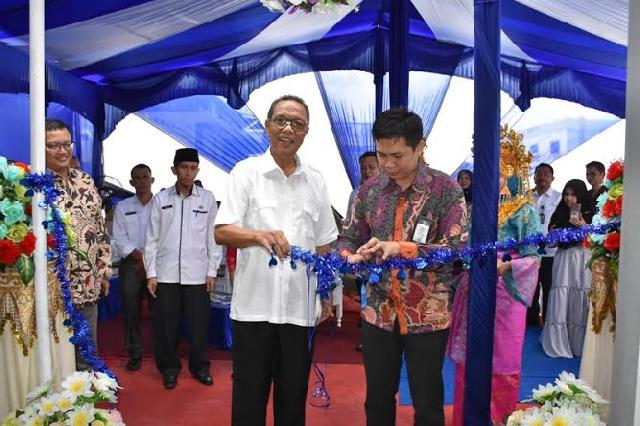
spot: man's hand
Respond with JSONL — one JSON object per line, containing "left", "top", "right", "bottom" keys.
{"left": 100, "top": 279, "right": 110, "bottom": 297}
{"left": 206, "top": 276, "right": 216, "bottom": 292}
{"left": 318, "top": 297, "right": 333, "bottom": 324}
{"left": 147, "top": 277, "right": 158, "bottom": 298}
{"left": 254, "top": 230, "right": 291, "bottom": 259}
{"left": 356, "top": 238, "right": 401, "bottom": 262}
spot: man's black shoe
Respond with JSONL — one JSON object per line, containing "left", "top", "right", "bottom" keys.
{"left": 163, "top": 374, "right": 178, "bottom": 389}
{"left": 126, "top": 357, "right": 142, "bottom": 371}
{"left": 193, "top": 372, "right": 213, "bottom": 386}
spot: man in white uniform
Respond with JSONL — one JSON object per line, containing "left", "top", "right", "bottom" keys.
{"left": 215, "top": 95, "right": 338, "bottom": 426}
{"left": 144, "top": 148, "right": 222, "bottom": 389}
{"left": 112, "top": 163, "right": 154, "bottom": 371}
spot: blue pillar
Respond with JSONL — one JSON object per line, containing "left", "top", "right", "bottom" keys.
{"left": 464, "top": 0, "right": 501, "bottom": 424}
{"left": 389, "top": 0, "right": 408, "bottom": 108}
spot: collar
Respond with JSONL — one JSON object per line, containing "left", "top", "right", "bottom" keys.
{"left": 258, "top": 150, "right": 308, "bottom": 178}
{"left": 381, "top": 161, "right": 431, "bottom": 193}
{"left": 169, "top": 183, "right": 200, "bottom": 198}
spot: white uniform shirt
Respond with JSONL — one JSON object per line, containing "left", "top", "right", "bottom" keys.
{"left": 112, "top": 195, "right": 152, "bottom": 259}
{"left": 144, "top": 185, "right": 222, "bottom": 284}
{"left": 534, "top": 188, "right": 562, "bottom": 257}
{"left": 215, "top": 152, "right": 338, "bottom": 327}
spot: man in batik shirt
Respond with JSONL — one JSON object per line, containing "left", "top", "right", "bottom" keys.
{"left": 339, "top": 109, "right": 467, "bottom": 426}
{"left": 45, "top": 118, "right": 112, "bottom": 371}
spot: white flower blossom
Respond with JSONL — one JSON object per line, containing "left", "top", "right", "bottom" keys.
{"left": 532, "top": 383, "right": 556, "bottom": 402}
{"left": 65, "top": 405, "right": 95, "bottom": 426}
{"left": 61, "top": 372, "right": 94, "bottom": 401}
{"left": 37, "top": 396, "right": 59, "bottom": 417}
{"left": 26, "top": 380, "right": 52, "bottom": 402}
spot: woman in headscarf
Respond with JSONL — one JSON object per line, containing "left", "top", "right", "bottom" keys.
{"left": 457, "top": 169, "right": 473, "bottom": 212}
{"left": 541, "top": 179, "right": 594, "bottom": 358}
{"left": 447, "top": 127, "right": 541, "bottom": 425}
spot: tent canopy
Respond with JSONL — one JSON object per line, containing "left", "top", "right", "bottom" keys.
{"left": 0, "top": 0, "right": 628, "bottom": 180}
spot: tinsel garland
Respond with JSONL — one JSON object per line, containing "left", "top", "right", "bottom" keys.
{"left": 23, "top": 173, "right": 115, "bottom": 378}
{"left": 286, "top": 220, "right": 621, "bottom": 298}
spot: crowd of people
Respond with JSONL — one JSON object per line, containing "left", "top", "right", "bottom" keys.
{"left": 41, "top": 94, "right": 611, "bottom": 425}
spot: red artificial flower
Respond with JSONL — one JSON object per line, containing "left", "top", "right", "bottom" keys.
{"left": 0, "top": 239, "right": 21, "bottom": 265}
{"left": 24, "top": 204, "right": 32, "bottom": 217}
{"left": 19, "top": 232, "right": 36, "bottom": 256}
{"left": 602, "top": 200, "right": 617, "bottom": 218}
{"left": 603, "top": 232, "right": 621, "bottom": 252}
{"left": 583, "top": 237, "right": 591, "bottom": 249}
{"left": 47, "top": 233, "right": 57, "bottom": 249}
{"left": 607, "top": 161, "right": 624, "bottom": 181}
{"left": 615, "top": 195, "right": 623, "bottom": 216}
{"left": 14, "top": 161, "right": 31, "bottom": 173}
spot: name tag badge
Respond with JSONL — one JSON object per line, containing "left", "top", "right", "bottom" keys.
{"left": 412, "top": 220, "right": 430, "bottom": 244}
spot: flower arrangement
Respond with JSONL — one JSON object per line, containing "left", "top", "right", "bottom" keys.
{"left": 0, "top": 156, "right": 76, "bottom": 285}
{"left": 260, "top": 0, "right": 355, "bottom": 14}
{"left": 506, "top": 371, "right": 607, "bottom": 426}
{"left": 1, "top": 371, "right": 123, "bottom": 426}
{"left": 587, "top": 160, "right": 623, "bottom": 279}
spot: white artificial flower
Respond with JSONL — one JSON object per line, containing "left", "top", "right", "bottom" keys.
{"left": 61, "top": 372, "right": 95, "bottom": 400}
{"left": 26, "top": 380, "right": 53, "bottom": 402}
{"left": 506, "top": 409, "right": 525, "bottom": 425}
{"left": 37, "top": 396, "right": 59, "bottom": 417}
{"left": 521, "top": 411, "right": 546, "bottom": 426}
{"left": 65, "top": 405, "right": 95, "bottom": 426}
{"left": 54, "top": 394, "right": 75, "bottom": 412}
{"left": 261, "top": 0, "right": 286, "bottom": 12}
{"left": 92, "top": 372, "right": 119, "bottom": 394}
{"left": 288, "top": 0, "right": 304, "bottom": 5}
{"left": 23, "top": 415, "right": 45, "bottom": 426}
{"left": 532, "top": 383, "right": 556, "bottom": 402}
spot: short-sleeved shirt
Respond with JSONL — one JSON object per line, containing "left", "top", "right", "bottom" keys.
{"left": 215, "top": 151, "right": 338, "bottom": 327}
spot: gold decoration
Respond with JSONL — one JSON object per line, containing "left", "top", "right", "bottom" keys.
{"left": 498, "top": 125, "right": 534, "bottom": 226}
{"left": 0, "top": 266, "right": 66, "bottom": 356}
{"left": 589, "top": 257, "right": 617, "bottom": 335}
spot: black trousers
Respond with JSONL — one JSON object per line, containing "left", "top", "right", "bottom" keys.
{"left": 119, "top": 255, "right": 147, "bottom": 358}
{"left": 362, "top": 322, "right": 448, "bottom": 426}
{"left": 231, "top": 321, "right": 314, "bottom": 426}
{"left": 527, "top": 256, "right": 554, "bottom": 324}
{"left": 151, "top": 283, "right": 210, "bottom": 377}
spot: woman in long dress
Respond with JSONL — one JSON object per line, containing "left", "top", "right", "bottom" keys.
{"left": 541, "top": 179, "right": 594, "bottom": 358}
{"left": 447, "top": 128, "right": 541, "bottom": 425}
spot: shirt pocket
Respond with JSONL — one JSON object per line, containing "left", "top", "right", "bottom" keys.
{"left": 253, "top": 197, "right": 278, "bottom": 230}
{"left": 300, "top": 201, "right": 320, "bottom": 243}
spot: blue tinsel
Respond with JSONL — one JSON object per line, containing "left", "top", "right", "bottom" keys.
{"left": 287, "top": 220, "right": 621, "bottom": 298}
{"left": 24, "top": 173, "right": 115, "bottom": 378}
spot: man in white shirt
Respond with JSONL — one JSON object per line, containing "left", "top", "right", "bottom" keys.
{"left": 215, "top": 95, "right": 338, "bottom": 426}
{"left": 112, "top": 163, "right": 154, "bottom": 371}
{"left": 528, "top": 163, "right": 562, "bottom": 326}
{"left": 144, "top": 148, "right": 222, "bottom": 389}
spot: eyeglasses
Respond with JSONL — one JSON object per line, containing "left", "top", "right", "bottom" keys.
{"left": 45, "top": 142, "right": 74, "bottom": 152}
{"left": 269, "top": 116, "right": 307, "bottom": 133}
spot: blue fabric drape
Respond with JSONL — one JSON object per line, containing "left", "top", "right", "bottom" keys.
{"left": 465, "top": 0, "right": 501, "bottom": 424}
{"left": 136, "top": 95, "right": 269, "bottom": 172}
{"left": 315, "top": 71, "right": 377, "bottom": 188}
{"left": 315, "top": 70, "right": 450, "bottom": 188}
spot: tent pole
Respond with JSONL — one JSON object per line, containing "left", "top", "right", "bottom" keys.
{"left": 464, "top": 0, "right": 501, "bottom": 424}
{"left": 389, "top": 0, "right": 408, "bottom": 108}
{"left": 609, "top": 0, "right": 640, "bottom": 422}
{"left": 29, "top": 0, "right": 53, "bottom": 384}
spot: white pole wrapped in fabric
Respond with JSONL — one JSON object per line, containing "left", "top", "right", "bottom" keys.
{"left": 29, "top": 0, "right": 52, "bottom": 383}
{"left": 609, "top": 0, "right": 640, "bottom": 423}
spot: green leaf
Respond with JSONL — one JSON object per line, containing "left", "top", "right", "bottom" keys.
{"left": 15, "top": 255, "right": 35, "bottom": 286}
